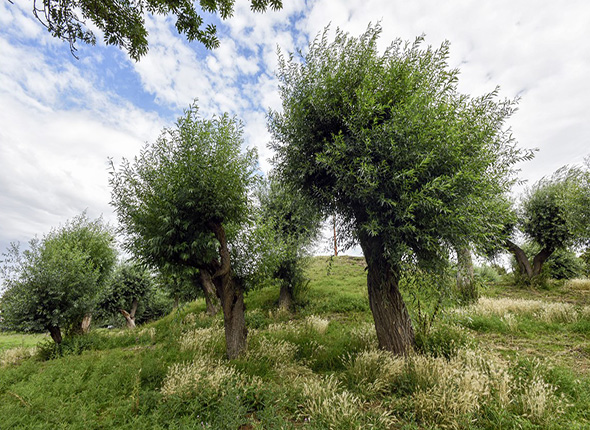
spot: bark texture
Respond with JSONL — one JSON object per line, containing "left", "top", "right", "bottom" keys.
{"left": 359, "top": 233, "right": 415, "bottom": 355}
{"left": 120, "top": 298, "right": 138, "bottom": 329}
{"left": 278, "top": 282, "right": 294, "bottom": 311}
{"left": 209, "top": 221, "right": 247, "bottom": 359}
{"left": 81, "top": 314, "right": 92, "bottom": 333}
{"left": 48, "top": 325, "right": 62, "bottom": 344}
{"left": 506, "top": 239, "right": 554, "bottom": 282}
{"left": 200, "top": 270, "right": 220, "bottom": 316}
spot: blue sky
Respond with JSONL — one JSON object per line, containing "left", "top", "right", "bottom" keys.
{"left": 1, "top": 0, "right": 589, "bottom": 258}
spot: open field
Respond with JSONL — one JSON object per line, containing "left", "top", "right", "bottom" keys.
{"left": 1, "top": 257, "right": 589, "bottom": 429}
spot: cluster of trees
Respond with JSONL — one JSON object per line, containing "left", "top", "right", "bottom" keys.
{"left": 3, "top": 17, "right": 590, "bottom": 360}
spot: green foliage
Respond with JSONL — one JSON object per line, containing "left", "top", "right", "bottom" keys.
{"left": 270, "top": 24, "right": 531, "bottom": 268}
{"left": 19, "top": 0, "right": 283, "bottom": 60}
{"left": 0, "top": 213, "right": 116, "bottom": 338}
{"left": 255, "top": 175, "right": 323, "bottom": 304}
{"left": 109, "top": 102, "right": 258, "bottom": 273}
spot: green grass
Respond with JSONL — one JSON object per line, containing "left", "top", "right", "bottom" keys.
{"left": 2, "top": 256, "right": 590, "bottom": 429}
{"left": 0, "top": 332, "right": 46, "bottom": 352}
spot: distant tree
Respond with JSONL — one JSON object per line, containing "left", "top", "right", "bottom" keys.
{"left": 109, "top": 103, "right": 257, "bottom": 358}
{"left": 0, "top": 213, "right": 116, "bottom": 344}
{"left": 257, "top": 176, "right": 323, "bottom": 310}
{"left": 157, "top": 266, "right": 219, "bottom": 315}
{"left": 269, "top": 25, "right": 531, "bottom": 354}
{"left": 98, "top": 261, "right": 153, "bottom": 329}
{"left": 17, "top": 0, "right": 282, "bottom": 60}
{"left": 506, "top": 164, "right": 590, "bottom": 284}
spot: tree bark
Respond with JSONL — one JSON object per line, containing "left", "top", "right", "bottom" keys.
{"left": 209, "top": 221, "right": 247, "bottom": 359}
{"left": 48, "top": 325, "right": 62, "bottom": 344}
{"left": 532, "top": 247, "right": 553, "bottom": 277}
{"left": 359, "top": 232, "right": 415, "bottom": 355}
{"left": 506, "top": 240, "right": 554, "bottom": 282}
{"left": 456, "top": 246, "right": 477, "bottom": 303}
{"left": 506, "top": 239, "right": 533, "bottom": 278}
{"left": 278, "top": 282, "right": 294, "bottom": 311}
{"left": 199, "top": 270, "right": 220, "bottom": 316}
{"left": 120, "top": 299, "right": 138, "bottom": 329}
{"left": 81, "top": 314, "right": 92, "bottom": 333}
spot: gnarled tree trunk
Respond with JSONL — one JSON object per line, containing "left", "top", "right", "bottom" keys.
{"left": 278, "top": 282, "right": 294, "bottom": 311}
{"left": 81, "top": 314, "right": 92, "bottom": 333}
{"left": 456, "top": 246, "right": 477, "bottom": 303}
{"left": 209, "top": 221, "right": 247, "bottom": 359}
{"left": 506, "top": 240, "right": 554, "bottom": 283}
{"left": 359, "top": 232, "right": 415, "bottom": 355}
{"left": 199, "top": 270, "right": 220, "bottom": 316}
{"left": 120, "top": 298, "right": 138, "bottom": 329}
{"left": 48, "top": 325, "right": 62, "bottom": 344}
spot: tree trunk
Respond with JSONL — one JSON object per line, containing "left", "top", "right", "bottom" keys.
{"left": 80, "top": 314, "right": 92, "bottom": 333}
{"left": 200, "top": 270, "right": 220, "bottom": 316}
{"left": 209, "top": 221, "right": 247, "bottom": 359}
{"left": 120, "top": 299, "right": 138, "bottom": 329}
{"left": 456, "top": 246, "right": 477, "bottom": 303}
{"left": 532, "top": 247, "right": 553, "bottom": 277}
{"left": 173, "top": 296, "right": 179, "bottom": 309}
{"left": 48, "top": 325, "right": 62, "bottom": 344}
{"left": 278, "top": 282, "right": 294, "bottom": 311}
{"left": 506, "top": 240, "right": 554, "bottom": 283}
{"left": 506, "top": 240, "right": 533, "bottom": 278}
{"left": 359, "top": 232, "right": 415, "bottom": 355}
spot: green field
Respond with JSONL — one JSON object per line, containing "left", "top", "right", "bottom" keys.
{"left": 1, "top": 256, "right": 589, "bottom": 429}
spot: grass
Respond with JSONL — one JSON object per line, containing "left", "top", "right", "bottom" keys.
{"left": 1, "top": 257, "right": 590, "bottom": 429}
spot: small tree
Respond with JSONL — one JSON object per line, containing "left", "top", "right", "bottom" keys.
{"left": 257, "top": 176, "right": 323, "bottom": 310}
{"left": 0, "top": 214, "right": 116, "bottom": 343}
{"left": 110, "top": 103, "right": 257, "bottom": 358}
{"left": 506, "top": 164, "right": 590, "bottom": 284}
{"left": 16, "top": 0, "right": 282, "bottom": 60}
{"left": 269, "top": 25, "right": 530, "bottom": 354}
{"left": 99, "top": 261, "right": 153, "bottom": 329}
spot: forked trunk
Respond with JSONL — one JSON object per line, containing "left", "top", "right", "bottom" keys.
{"left": 278, "top": 282, "right": 294, "bottom": 311}
{"left": 359, "top": 233, "right": 415, "bottom": 355}
{"left": 456, "top": 246, "right": 477, "bottom": 303}
{"left": 48, "top": 325, "right": 62, "bottom": 344}
{"left": 506, "top": 240, "right": 554, "bottom": 282}
{"left": 209, "top": 221, "right": 247, "bottom": 359}
{"left": 506, "top": 240, "right": 533, "bottom": 278}
{"left": 200, "top": 270, "right": 220, "bottom": 316}
{"left": 120, "top": 298, "right": 138, "bottom": 329}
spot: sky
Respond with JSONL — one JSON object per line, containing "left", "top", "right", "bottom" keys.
{"left": 1, "top": 0, "right": 589, "bottom": 259}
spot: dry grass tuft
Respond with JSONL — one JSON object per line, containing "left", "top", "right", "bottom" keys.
{"left": 0, "top": 347, "right": 36, "bottom": 367}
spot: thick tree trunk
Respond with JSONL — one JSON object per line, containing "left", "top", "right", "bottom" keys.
{"left": 48, "top": 325, "right": 62, "bottom": 344}
{"left": 506, "top": 240, "right": 533, "bottom": 278}
{"left": 506, "top": 240, "right": 553, "bottom": 282}
{"left": 456, "top": 246, "right": 477, "bottom": 302}
{"left": 278, "top": 282, "right": 294, "bottom": 311}
{"left": 80, "top": 314, "right": 92, "bottom": 333}
{"left": 209, "top": 221, "right": 247, "bottom": 359}
{"left": 199, "top": 270, "right": 220, "bottom": 316}
{"left": 359, "top": 233, "right": 415, "bottom": 355}
{"left": 532, "top": 247, "right": 552, "bottom": 277}
{"left": 120, "top": 298, "right": 138, "bottom": 329}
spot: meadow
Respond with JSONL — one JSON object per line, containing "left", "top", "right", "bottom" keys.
{"left": 1, "top": 256, "right": 589, "bottom": 429}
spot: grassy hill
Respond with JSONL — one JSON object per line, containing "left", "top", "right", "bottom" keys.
{"left": 1, "top": 256, "right": 590, "bottom": 429}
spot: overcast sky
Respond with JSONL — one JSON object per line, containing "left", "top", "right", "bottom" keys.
{"left": 1, "top": 0, "right": 589, "bottom": 257}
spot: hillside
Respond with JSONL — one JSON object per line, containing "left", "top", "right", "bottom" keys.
{"left": 1, "top": 256, "right": 590, "bottom": 429}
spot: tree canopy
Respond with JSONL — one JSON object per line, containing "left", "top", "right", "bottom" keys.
{"left": 0, "top": 213, "right": 116, "bottom": 343}
{"left": 22, "top": 0, "right": 282, "bottom": 60}
{"left": 269, "top": 25, "right": 532, "bottom": 353}
{"left": 109, "top": 102, "right": 258, "bottom": 357}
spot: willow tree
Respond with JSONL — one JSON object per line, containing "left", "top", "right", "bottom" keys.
{"left": 269, "top": 25, "right": 531, "bottom": 354}
{"left": 109, "top": 103, "right": 257, "bottom": 358}
{"left": 507, "top": 163, "right": 590, "bottom": 284}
